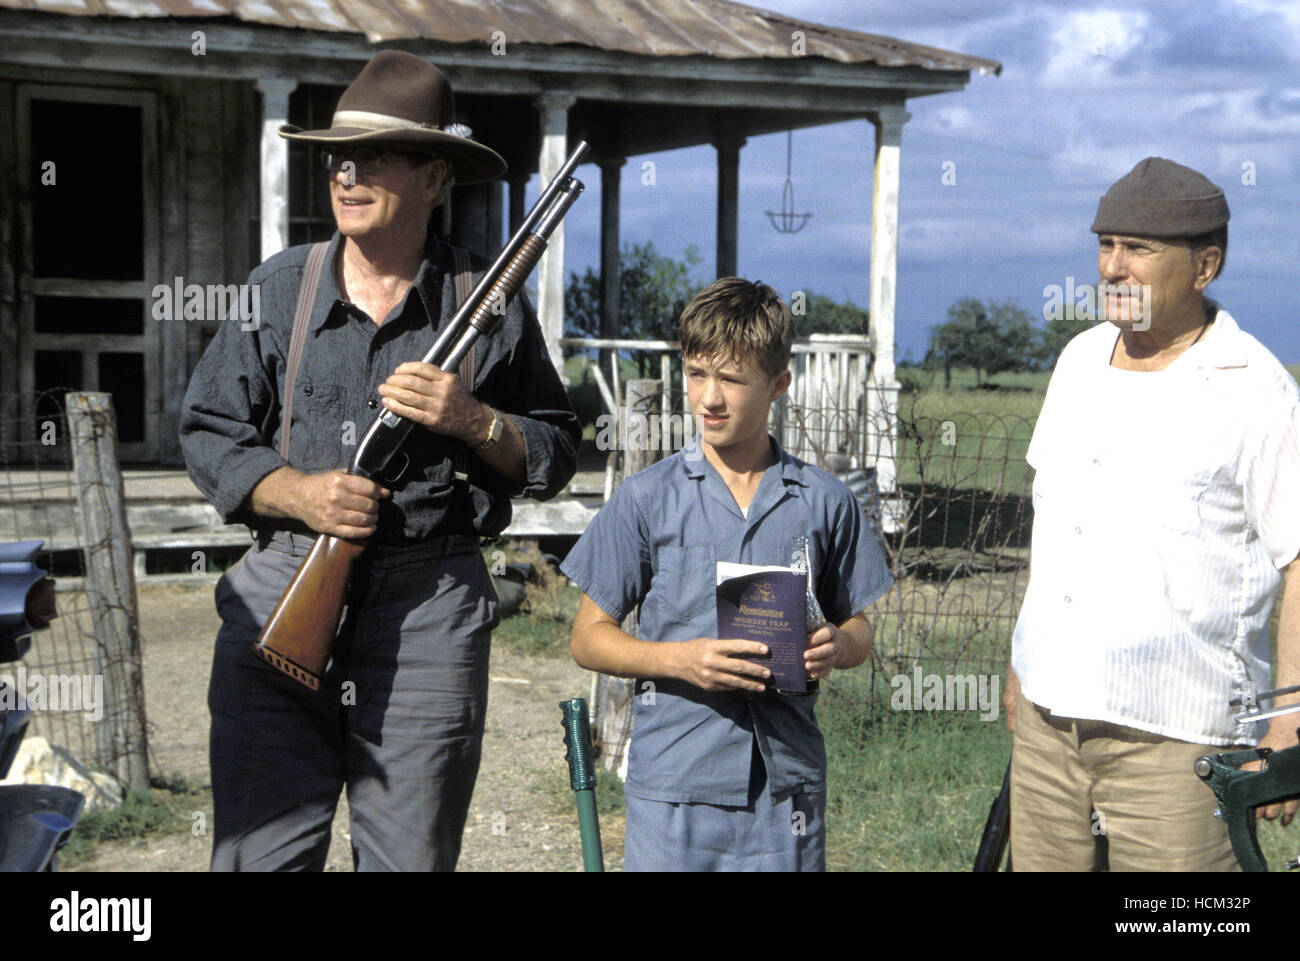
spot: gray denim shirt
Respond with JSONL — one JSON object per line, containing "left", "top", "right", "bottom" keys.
{"left": 561, "top": 437, "right": 893, "bottom": 805}
{"left": 179, "top": 232, "right": 580, "bottom": 545}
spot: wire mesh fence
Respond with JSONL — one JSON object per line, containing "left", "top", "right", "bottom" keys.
{"left": 0, "top": 390, "right": 149, "bottom": 790}
{"left": 644, "top": 375, "right": 1036, "bottom": 711}
{"left": 771, "top": 384, "right": 1035, "bottom": 707}
{"left": 868, "top": 394, "right": 1034, "bottom": 701}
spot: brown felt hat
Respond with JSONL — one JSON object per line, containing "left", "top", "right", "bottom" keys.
{"left": 279, "top": 51, "right": 507, "bottom": 185}
{"left": 1091, "top": 157, "right": 1229, "bottom": 239}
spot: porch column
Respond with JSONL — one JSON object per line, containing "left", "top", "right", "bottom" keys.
{"left": 535, "top": 92, "right": 576, "bottom": 379}
{"left": 257, "top": 77, "right": 297, "bottom": 261}
{"left": 599, "top": 157, "right": 625, "bottom": 383}
{"left": 866, "top": 106, "right": 909, "bottom": 494}
{"left": 713, "top": 134, "right": 746, "bottom": 278}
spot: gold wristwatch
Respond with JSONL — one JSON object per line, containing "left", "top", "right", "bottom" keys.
{"left": 474, "top": 407, "right": 504, "bottom": 451}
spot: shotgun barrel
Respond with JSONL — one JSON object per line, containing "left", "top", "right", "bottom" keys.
{"left": 252, "top": 141, "right": 590, "bottom": 691}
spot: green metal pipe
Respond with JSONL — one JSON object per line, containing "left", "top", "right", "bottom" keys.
{"left": 574, "top": 788, "right": 603, "bottom": 872}
{"left": 560, "top": 697, "right": 605, "bottom": 872}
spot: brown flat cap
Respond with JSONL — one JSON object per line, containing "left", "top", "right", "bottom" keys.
{"left": 279, "top": 51, "right": 506, "bottom": 185}
{"left": 1090, "top": 157, "right": 1229, "bottom": 238}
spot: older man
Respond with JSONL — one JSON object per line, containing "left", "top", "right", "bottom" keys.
{"left": 180, "top": 51, "right": 579, "bottom": 871}
{"left": 1006, "top": 157, "right": 1300, "bottom": 871}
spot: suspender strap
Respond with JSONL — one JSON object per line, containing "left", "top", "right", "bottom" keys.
{"left": 277, "top": 242, "right": 479, "bottom": 477}
{"left": 279, "top": 241, "right": 330, "bottom": 461}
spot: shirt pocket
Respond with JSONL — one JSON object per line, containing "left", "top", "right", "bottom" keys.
{"left": 1127, "top": 454, "right": 1210, "bottom": 535}
{"left": 299, "top": 381, "right": 347, "bottom": 411}
{"left": 651, "top": 544, "right": 717, "bottom": 627}
{"left": 280, "top": 383, "right": 349, "bottom": 467}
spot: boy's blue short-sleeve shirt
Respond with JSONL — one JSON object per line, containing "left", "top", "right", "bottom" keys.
{"left": 560, "top": 435, "right": 893, "bottom": 805}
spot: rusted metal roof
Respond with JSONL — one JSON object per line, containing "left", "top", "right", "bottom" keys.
{"left": 0, "top": 0, "right": 1001, "bottom": 75}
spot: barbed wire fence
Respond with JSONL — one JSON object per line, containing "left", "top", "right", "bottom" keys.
{"left": 0, "top": 389, "right": 150, "bottom": 792}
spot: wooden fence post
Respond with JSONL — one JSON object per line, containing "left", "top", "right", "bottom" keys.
{"left": 593, "top": 379, "right": 662, "bottom": 777}
{"left": 67, "top": 392, "right": 150, "bottom": 791}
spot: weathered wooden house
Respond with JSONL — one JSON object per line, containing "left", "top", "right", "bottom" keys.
{"left": 0, "top": 0, "right": 998, "bottom": 469}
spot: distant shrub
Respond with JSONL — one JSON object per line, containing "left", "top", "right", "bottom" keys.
{"left": 896, "top": 368, "right": 929, "bottom": 394}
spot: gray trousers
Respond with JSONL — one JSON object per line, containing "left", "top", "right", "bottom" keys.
{"left": 623, "top": 739, "right": 826, "bottom": 872}
{"left": 207, "top": 531, "right": 497, "bottom": 872}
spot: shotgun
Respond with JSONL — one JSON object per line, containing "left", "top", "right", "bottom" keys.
{"left": 252, "top": 140, "right": 590, "bottom": 691}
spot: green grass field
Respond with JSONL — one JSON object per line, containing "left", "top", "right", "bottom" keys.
{"left": 819, "top": 668, "right": 1012, "bottom": 871}
{"left": 894, "top": 368, "right": 1045, "bottom": 495}
{"left": 897, "top": 365, "right": 1300, "bottom": 497}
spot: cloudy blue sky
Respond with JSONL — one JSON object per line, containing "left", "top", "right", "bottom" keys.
{"left": 559, "top": 0, "right": 1300, "bottom": 365}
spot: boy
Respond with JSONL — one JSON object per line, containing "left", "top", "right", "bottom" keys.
{"left": 561, "top": 277, "right": 893, "bottom": 871}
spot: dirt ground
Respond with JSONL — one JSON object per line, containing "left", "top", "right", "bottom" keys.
{"left": 67, "top": 578, "right": 624, "bottom": 872}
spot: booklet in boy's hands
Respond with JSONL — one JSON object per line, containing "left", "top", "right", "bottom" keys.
{"left": 715, "top": 562, "right": 808, "bottom": 694}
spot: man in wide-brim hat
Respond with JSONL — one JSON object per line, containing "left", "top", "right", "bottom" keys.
{"left": 278, "top": 50, "right": 507, "bottom": 184}
{"left": 180, "top": 50, "right": 579, "bottom": 872}
{"left": 1004, "top": 157, "right": 1300, "bottom": 871}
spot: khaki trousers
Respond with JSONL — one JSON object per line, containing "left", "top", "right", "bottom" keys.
{"left": 1010, "top": 698, "right": 1239, "bottom": 871}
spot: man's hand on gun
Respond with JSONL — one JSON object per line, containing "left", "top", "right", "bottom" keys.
{"left": 377, "top": 361, "right": 488, "bottom": 443}
{"left": 297, "top": 470, "right": 390, "bottom": 540}
{"left": 284, "top": 363, "right": 491, "bottom": 546}
{"left": 248, "top": 466, "right": 390, "bottom": 541}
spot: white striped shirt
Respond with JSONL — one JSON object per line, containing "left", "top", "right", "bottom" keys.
{"left": 1012, "top": 305, "right": 1300, "bottom": 745}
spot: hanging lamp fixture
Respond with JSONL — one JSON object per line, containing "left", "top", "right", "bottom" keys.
{"left": 765, "top": 130, "right": 812, "bottom": 234}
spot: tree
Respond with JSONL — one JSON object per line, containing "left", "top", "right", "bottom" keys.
{"left": 926, "top": 298, "right": 1040, "bottom": 387}
{"left": 790, "top": 291, "right": 869, "bottom": 337}
{"left": 565, "top": 242, "right": 705, "bottom": 376}
{"left": 1039, "top": 312, "right": 1095, "bottom": 369}
{"left": 565, "top": 251, "right": 872, "bottom": 377}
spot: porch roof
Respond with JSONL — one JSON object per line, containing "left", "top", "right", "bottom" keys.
{"left": 0, "top": 0, "right": 999, "bottom": 75}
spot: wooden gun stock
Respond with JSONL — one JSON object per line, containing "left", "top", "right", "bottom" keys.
{"left": 251, "top": 140, "right": 590, "bottom": 691}
{"left": 254, "top": 535, "right": 366, "bottom": 690}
